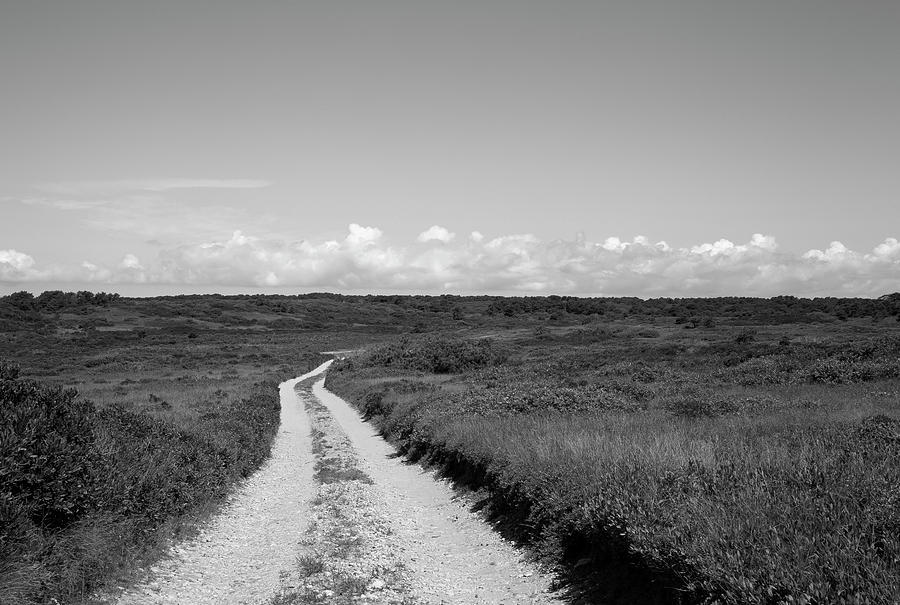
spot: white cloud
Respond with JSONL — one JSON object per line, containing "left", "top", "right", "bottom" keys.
{"left": 119, "top": 254, "right": 143, "bottom": 270}
{"left": 2, "top": 230, "right": 899, "bottom": 297}
{"left": 0, "top": 249, "right": 35, "bottom": 271}
{"left": 20, "top": 197, "right": 113, "bottom": 210}
{"left": 36, "top": 179, "right": 272, "bottom": 195}
{"left": 0, "top": 249, "right": 39, "bottom": 281}
{"left": 872, "top": 237, "right": 900, "bottom": 259}
{"left": 155, "top": 225, "right": 403, "bottom": 288}
{"left": 417, "top": 225, "right": 456, "bottom": 243}
{"left": 804, "top": 241, "right": 852, "bottom": 262}
{"left": 18, "top": 194, "right": 279, "bottom": 245}
{"left": 346, "top": 223, "right": 383, "bottom": 246}
{"left": 80, "top": 261, "right": 112, "bottom": 282}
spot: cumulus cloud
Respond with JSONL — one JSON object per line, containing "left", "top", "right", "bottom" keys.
{"left": 156, "top": 226, "right": 403, "bottom": 288}
{"left": 2, "top": 229, "right": 899, "bottom": 297}
{"left": 0, "top": 249, "right": 39, "bottom": 281}
{"left": 417, "top": 225, "right": 456, "bottom": 243}
{"left": 119, "top": 254, "right": 144, "bottom": 270}
{"left": 0, "top": 249, "right": 115, "bottom": 283}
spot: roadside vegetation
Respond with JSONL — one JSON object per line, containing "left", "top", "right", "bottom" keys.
{"left": 0, "top": 363, "right": 281, "bottom": 603}
{"left": 2, "top": 290, "right": 899, "bottom": 603}
{"left": 326, "top": 309, "right": 900, "bottom": 604}
{"left": 0, "top": 292, "right": 410, "bottom": 603}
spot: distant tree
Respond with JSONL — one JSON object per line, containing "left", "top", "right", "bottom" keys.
{"left": 2, "top": 291, "right": 34, "bottom": 311}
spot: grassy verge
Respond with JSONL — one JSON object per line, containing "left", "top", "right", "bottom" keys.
{"left": 0, "top": 294, "right": 368, "bottom": 603}
{"left": 325, "top": 335, "right": 900, "bottom": 604}
{"left": 0, "top": 290, "right": 451, "bottom": 603}
{"left": 271, "top": 378, "right": 416, "bottom": 605}
{"left": 0, "top": 362, "right": 284, "bottom": 604}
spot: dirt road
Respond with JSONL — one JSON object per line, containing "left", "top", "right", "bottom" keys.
{"left": 115, "top": 363, "right": 562, "bottom": 604}
{"left": 308, "top": 378, "right": 561, "bottom": 604}
{"left": 113, "top": 362, "right": 331, "bottom": 605}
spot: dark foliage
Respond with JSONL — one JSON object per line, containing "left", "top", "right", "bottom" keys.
{"left": 326, "top": 325, "right": 900, "bottom": 604}
{"left": 0, "top": 363, "right": 280, "bottom": 603}
{"left": 355, "top": 337, "right": 508, "bottom": 374}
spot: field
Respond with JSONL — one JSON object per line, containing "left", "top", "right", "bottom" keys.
{"left": 2, "top": 291, "right": 899, "bottom": 603}
{"left": 0, "top": 292, "right": 448, "bottom": 603}
{"left": 325, "top": 301, "right": 900, "bottom": 604}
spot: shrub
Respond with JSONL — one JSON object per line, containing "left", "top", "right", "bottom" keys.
{"left": 734, "top": 328, "right": 757, "bottom": 344}
{"left": 326, "top": 346, "right": 900, "bottom": 604}
{"left": 0, "top": 363, "right": 281, "bottom": 603}
{"left": 359, "top": 337, "right": 508, "bottom": 374}
{"left": 0, "top": 371, "right": 100, "bottom": 531}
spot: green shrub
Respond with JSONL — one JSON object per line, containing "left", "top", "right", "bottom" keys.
{"left": 0, "top": 371, "right": 100, "bottom": 530}
{"left": 358, "top": 337, "right": 508, "bottom": 373}
{"left": 0, "top": 363, "right": 281, "bottom": 603}
{"left": 326, "top": 355, "right": 900, "bottom": 604}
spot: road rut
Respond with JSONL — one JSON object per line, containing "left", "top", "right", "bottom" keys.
{"left": 312, "top": 379, "right": 561, "bottom": 604}
{"left": 113, "top": 362, "right": 330, "bottom": 604}
{"left": 113, "top": 363, "right": 562, "bottom": 604}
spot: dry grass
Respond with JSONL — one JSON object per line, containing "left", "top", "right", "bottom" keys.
{"left": 327, "top": 332, "right": 900, "bottom": 603}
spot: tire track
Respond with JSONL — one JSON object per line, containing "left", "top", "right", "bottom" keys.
{"left": 310, "top": 378, "right": 562, "bottom": 605}
{"left": 111, "top": 362, "right": 331, "bottom": 605}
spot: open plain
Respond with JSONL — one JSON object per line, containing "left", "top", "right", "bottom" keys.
{"left": 2, "top": 292, "right": 899, "bottom": 604}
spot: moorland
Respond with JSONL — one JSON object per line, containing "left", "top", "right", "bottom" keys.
{"left": 2, "top": 290, "right": 899, "bottom": 604}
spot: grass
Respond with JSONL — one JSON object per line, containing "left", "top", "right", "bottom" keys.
{"left": 3, "top": 291, "right": 899, "bottom": 604}
{"left": 0, "top": 363, "right": 285, "bottom": 604}
{"left": 273, "top": 379, "right": 412, "bottom": 605}
{"left": 300, "top": 384, "right": 374, "bottom": 486}
{"left": 326, "top": 329, "right": 900, "bottom": 604}
{"left": 0, "top": 296, "right": 378, "bottom": 604}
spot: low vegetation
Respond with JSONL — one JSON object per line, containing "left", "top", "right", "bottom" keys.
{"left": 326, "top": 327, "right": 900, "bottom": 604}
{"left": 2, "top": 290, "right": 899, "bottom": 603}
{"left": 0, "top": 293, "right": 381, "bottom": 603}
{"left": 0, "top": 362, "right": 282, "bottom": 603}
{"left": 270, "top": 379, "right": 415, "bottom": 605}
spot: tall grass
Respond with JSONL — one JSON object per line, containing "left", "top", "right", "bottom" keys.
{"left": 0, "top": 363, "right": 281, "bottom": 604}
{"left": 326, "top": 334, "right": 900, "bottom": 604}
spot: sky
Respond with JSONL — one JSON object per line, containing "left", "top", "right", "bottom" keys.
{"left": 1, "top": 1, "right": 899, "bottom": 297}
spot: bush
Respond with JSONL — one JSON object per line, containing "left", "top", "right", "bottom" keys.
{"left": 358, "top": 337, "right": 508, "bottom": 374}
{"left": 326, "top": 349, "right": 900, "bottom": 604}
{"left": 0, "top": 363, "right": 281, "bottom": 603}
{"left": 0, "top": 369, "right": 100, "bottom": 531}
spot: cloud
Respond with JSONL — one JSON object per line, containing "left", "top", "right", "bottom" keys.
{"left": 20, "top": 197, "right": 114, "bottom": 210}
{"left": 36, "top": 179, "right": 272, "bottom": 195}
{"left": 2, "top": 229, "right": 899, "bottom": 297}
{"left": 119, "top": 254, "right": 143, "bottom": 270}
{"left": 156, "top": 226, "right": 403, "bottom": 288}
{"left": 18, "top": 194, "right": 279, "bottom": 245}
{"left": 0, "top": 249, "right": 40, "bottom": 281}
{"left": 417, "top": 225, "right": 456, "bottom": 243}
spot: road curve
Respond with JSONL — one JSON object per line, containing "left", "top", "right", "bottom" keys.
{"left": 113, "top": 361, "right": 332, "bottom": 605}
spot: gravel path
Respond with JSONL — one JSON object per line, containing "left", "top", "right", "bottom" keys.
{"left": 272, "top": 379, "right": 419, "bottom": 604}
{"left": 312, "top": 379, "right": 563, "bottom": 605}
{"left": 113, "top": 362, "right": 332, "bottom": 605}
{"left": 110, "top": 363, "right": 563, "bottom": 605}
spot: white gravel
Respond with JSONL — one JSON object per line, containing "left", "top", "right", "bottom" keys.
{"left": 313, "top": 380, "right": 563, "bottom": 605}
{"left": 112, "top": 362, "right": 332, "bottom": 605}
{"left": 107, "top": 361, "right": 563, "bottom": 605}
{"left": 273, "top": 376, "right": 418, "bottom": 604}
